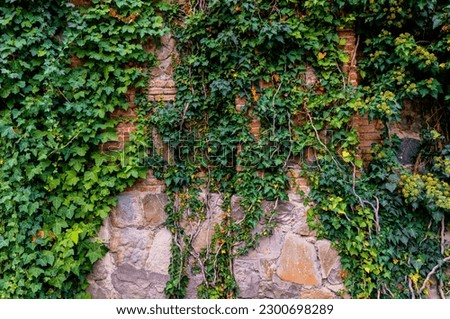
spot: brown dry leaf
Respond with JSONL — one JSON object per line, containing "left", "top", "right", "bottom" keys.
{"left": 36, "top": 230, "right": 45, "bottom": 239}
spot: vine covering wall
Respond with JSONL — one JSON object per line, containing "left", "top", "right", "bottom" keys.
{"left": 0, "top": 0, "right": 167, "bottom": 297}
{"left": 1, "top": 0, "right": 450, "bottom": 299}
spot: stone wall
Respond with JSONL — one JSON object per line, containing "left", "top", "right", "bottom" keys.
{"left": 88, "top": 24, "right": 368, "bottom": 299}
{"left": 88, "top": 190, "right": 344, "bottom": 299}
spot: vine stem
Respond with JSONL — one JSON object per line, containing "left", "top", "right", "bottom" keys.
{"left": 48, "top": 130, "right": 81, "bottom": 156}
{"left": 271, "top": 80, "right": 283, "bottom": 136}
{"left": 441, "top": 217, "right": 445, "bottom": 255}
{"left": 306, "top": 112, "right": 342, "bottom": 170}
{"left": 418, "top": 256, "right": 450, "bottom": 295}
{"left": 351, "top": 163, "right": 380, "bottom": 233}
{"left": 408, "top": 277, "right": 416, "bottom": 299}
{"left": 347, "top": 34, "right": 360, "bottom": 85}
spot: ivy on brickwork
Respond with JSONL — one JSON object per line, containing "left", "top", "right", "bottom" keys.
{"left": 1, "top": 0, "right": 449, "bottom": 300}
{"left": 157, "top": 0, "right": 370, "bottom": 298}
{"left": 313, "top": 0, "right": 450, "bottom": 298}
{"left": 0, "top": 0, "right": 166, "bottom": 297}
{"left": 157, "top": 0, "right": 450, "bottom": 299}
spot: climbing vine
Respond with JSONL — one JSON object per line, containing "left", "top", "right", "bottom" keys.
{"left": 1, "top": 0, "right": 449, "bottom": 299}
{"left": 0, "top": 0, "right": 166, "bottom": 297}
{"left": 158, "top": 0, "right": 450, "bottom": 299}
{"left": 157, "top": 0, "right": 371, "bottom": 298}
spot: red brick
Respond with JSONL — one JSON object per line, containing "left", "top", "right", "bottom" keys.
{"left": 69, "top": 0, "right": 91, "bottom": 8}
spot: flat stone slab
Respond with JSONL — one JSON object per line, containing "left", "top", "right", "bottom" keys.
{"left": 276, "top": 234, "right": 321, "bottom": 286}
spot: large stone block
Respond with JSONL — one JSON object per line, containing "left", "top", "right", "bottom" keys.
{"left": 110, "top": 193, "right": 144, "bottom": 228}
{"left": 111, "top": 263, "right": 168, "bottom": 299}
{"left": 256, "top": 231, "right": 284, "bottom": 259}
{"left": 143, "top": 193, "right": 167, "bottom": 228}
{"left": 234, "top": 259, "right": 260, "bottom": 298}
{"left": 145, "top": 228, "right": 172, "bottom": 275}
{"left": 259, "top": 274, "right": 300, "bottom": 298}
{"left": 109, "top": 228, "right": 152, "bottom": 268}
{"left": 316, "top": 240, "right": 340, "bottom": 279}
{"left": 276, "top": 234, "right": 321, "bottom": 286}
{"left": 300, "top": 288, "right": 335, "bottom": 299}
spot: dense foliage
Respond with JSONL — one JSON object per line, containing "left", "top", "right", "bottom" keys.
{"left": 0, "top": 0, "right": 166, "bottom": 297}
{"left": 308, "top": 0, "right": 450, "bottom": 298}
{"left": 1, "top": 0, "right": 449, "bottom": 299}
{"left": 159, "top": 0, "right": 450, "bottom": 298}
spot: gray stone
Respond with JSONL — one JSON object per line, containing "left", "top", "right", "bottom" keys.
{"left": 327, "top": 263, "right": 343, "bottom": 285}
{"left": 146, "top": 272, "right": 170, "bottom": 298}
{"left": 293, "top": 207, "right": 316, "bottom": 237}
{"left": 234, "top": 259, "right": 260, "bottom": 298}
{"left": 186, "top": 272, "right": 203, "bottom": 299}
{"left": 110, "top": 193, "right": 144, "bottom": 228}
{"left": 111, "top": 263, "right": 169, "bottom": 299}
{"left": 145, "top": 228, "right": 172, "bottom": 275}
{"left": 397, "top": 138, "right": 421, "bottom": 165}
{"left": 274, "top": 200, "right": 296, "bottom": 225}
{"left": 87, "top": 282, "right": 109, "bottom": 299}
{"left": 109, "top": 228, "right": 152, "bottom": 267}
{"left": 157, "top": 34, "right": 176, "bottom": 61}
{"left": 287, "top": 192, "right": 306, "bottom": 206}
{"left": 259, "top": 275, "right": 300, "bottom": 298}
{"left": 112, "top": 263, "right": 151, "bottom": 298}
{"left": 256, "top": 231, "right": 284, "bottom": 259}
{"left": 89, "top": 254, "right": 111, "bottom": 281}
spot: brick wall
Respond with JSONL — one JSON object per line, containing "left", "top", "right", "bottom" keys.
{"left": 337, "top": 27, "right": 382, "bottom": 160}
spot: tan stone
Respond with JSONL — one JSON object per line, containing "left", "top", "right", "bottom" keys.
{"left": 276, "top": 234, "right": 321, "bottom": 286}
{"left": 300, "top": 288, "right": 335, "bottom": 299}
{"left": 316, "top": 240, "right": 340, "bottom": 279}
{"left": 143, "top": 194, "right": 167, "bottom": 228}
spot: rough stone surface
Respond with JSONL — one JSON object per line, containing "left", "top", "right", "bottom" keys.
{"left": 112, "top": 263, "right": 168, "bottom": 299}
{"left": 300, "top": 288, "right": 336, "bottom": 299}
{"left": 256, "top": 231, "right": 284, "bottom": 259}
{"left": 143, "top": 194, "right": 167, "bottom": 228}
{"left": 234, "top": 259, "right": 260, "bottom": 298}
{"left": 88, "top": 188, "right": 343, "bottom": 299}
{"left": 277, "top": 234, "right": 321, "bottom": 286}
{"left": 259, "top": 274, "right": 301, "bottom": 298}
{"left": 145, "top": 228, "right": 172, "bottom": 274}
{"left": 111, "top": 193, "right": 144, "bottom": 228}
{"left": 317, "top": 240, "right": 340, "bottom": 279}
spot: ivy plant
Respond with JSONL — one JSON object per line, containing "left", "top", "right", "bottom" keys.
{"left": 158, "top": 0, "right": 450, "bottom": 299}
{"left": 0, "top": 0, "right": 166, "bottom": 298}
